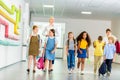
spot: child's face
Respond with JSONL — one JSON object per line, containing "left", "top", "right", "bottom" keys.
{"left": 108, "top": 39, "right": 113, "bottom": 44}
{"left": 83, "top": 33, "right": 87, "bottom": 39}
{"left": 106, "top": 31, "right": 111, "bottom": 37}
{"left": 33, "top": 27, "right": 38, "bottom": 33}
{"left": 49, "top": 30, "right": 54, "bottom": 36}
{"left": 69, "top": 33, "right": 74, "bottom": 39}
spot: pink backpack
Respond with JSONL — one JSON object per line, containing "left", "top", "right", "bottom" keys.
{"left": 37, "top": 57, "right": 44, "bottom": 70}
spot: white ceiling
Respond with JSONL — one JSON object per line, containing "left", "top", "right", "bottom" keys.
{"left": 26, "top": 0, "right": 120, "bottom": 20}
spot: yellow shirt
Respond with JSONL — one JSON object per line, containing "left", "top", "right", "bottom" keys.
{"left": 94, "top": 40, "right": 105, "bottom": 56}
{"left": 79, "top": 39, "right": 88, "bottom": 49}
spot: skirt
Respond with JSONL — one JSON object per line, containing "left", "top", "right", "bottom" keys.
{"left": 77, "top": 48, "right": 87, "bottom": 58}
{"left": 45, "top": 49, "right": 55, "bottom": 60}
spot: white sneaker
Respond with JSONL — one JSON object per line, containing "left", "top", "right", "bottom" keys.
{"left": 68, "top": 70, "right": 72, "bottom": 74}
{"left": 81, "top": 71, "right": 84, "bottom": 75}
{"left": 107, "top": 72, "right": 111, "bottom": 76}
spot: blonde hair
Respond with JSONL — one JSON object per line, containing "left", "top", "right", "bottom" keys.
{"left": 108, "top": 36, "right": 114, "bottom": 43}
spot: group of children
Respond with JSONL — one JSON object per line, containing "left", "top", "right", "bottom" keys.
{"left": 66, "top": 29, "right": 116, "bottom": 76}
{"left": 27, "top": 26, "right": 116, "bottom": 77}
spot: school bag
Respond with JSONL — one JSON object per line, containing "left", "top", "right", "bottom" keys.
{"left": 37, "top": 56, "right": 44, "bottom": 70}
{"left": 115, "top": 40, "right": 120, "bottom": 54}
{"left": 98, "top": 61, "right": 107, "bottom": 76}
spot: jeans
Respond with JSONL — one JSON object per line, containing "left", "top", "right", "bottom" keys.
{"left": 105, "top": 59, "right": 113, "bottom": 72}
{"left": 67, "top": 50, "right": 75, "bottom": 70}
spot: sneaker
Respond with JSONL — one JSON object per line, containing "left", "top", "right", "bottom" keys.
{"left": 43, "top": 69, "right": 47, "bottom": 72}
{"left": 68, "top": 70, "right": 72, "bottom": 74}
{"left": 27, "top": 69, "right": 30, "bottom": 73}
{"left": 33, "top": 70, "right": 36, "bottom": 73}
{"left": 81, "top": 71, "right": 84, "bottom": 75}
{"left": 107, "top": 72, "right": 111, "bottom": 76}
{"left": 49, "top": 69, "right": 53, "bottom": 72}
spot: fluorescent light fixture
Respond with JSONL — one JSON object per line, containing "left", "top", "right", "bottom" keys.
{"left": 43, "top": 5, "right": 54, "bottom": 8}
{"left": 81, "top": 11, "right": 92, "bottom": 14}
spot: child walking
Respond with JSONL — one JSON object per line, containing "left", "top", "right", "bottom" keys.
{"left": 66, "top": 32, "right": 77, "bottom": 74}
{"left": 93, "top": 36, "right": 105, "bottom": 75}
{"left": 76, "top": 31, "right": 91, "bottom": 75}
{"left": 104, "top": 37, "right": 116, "bottom": 76}
{"left": 27, "top": 25, "right": 40, "bottom": 73}
{"left": 42, "top": 29, "right": 57, "bottom": 72}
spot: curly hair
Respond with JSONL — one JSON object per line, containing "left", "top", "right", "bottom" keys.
{"left": 76, "top": 31, "right": 91, "bottom": 47}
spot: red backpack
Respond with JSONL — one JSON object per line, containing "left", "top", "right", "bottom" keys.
{"left": 37, "top": 57, "right": 44, "bottom": 70}
{"left": 115, "top": 40, "right": 120, "bottom": 54}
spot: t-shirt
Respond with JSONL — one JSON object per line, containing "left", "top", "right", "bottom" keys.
{"left": 79, "top": 39, "right": 88, "bottom": 49}
{"left": 94, "top": 40, "right": 105, "bottom": 56}
{"left": 66, "top": 39, "right": 76, "bottom": 50}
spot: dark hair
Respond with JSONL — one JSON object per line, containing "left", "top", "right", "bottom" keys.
{"left": 50, "top": 29, "right": 55, "bottom": 36}
{"left": 106, "top": 28, "right": 111, "bottom": 33}
{"left": 76, "top": 31, "right": 91, "bottom": 47}
{"left": 33, "top": 25, "right": 38, "bottom": 30}
{"left": 98, "top": 36, "right": 103, "bottom": 41}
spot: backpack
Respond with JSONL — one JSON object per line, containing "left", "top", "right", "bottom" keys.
{"left": 98, "top": 61, "right": 107, "bottom": 76}
{"left": 67, "top": 39, "right": 76, "bottom": 49}
{"left": 115, "top": 40, "right": 120, "bottom": 54}
{"left": 37, "top": 57, "right": 44, "bottom": 70}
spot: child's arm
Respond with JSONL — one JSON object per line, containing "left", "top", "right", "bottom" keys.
{"left": 65, "top": 44, "right": 69, "bottom": 56}
{"left": 78, "top": 41, "right": 82, "bottom": 54}
{"left": 51, "top": 44, "right": 57, "bottom": 54}
{"left": 86, "top": 47, "right": 89, "bottom": 58}
{"left": 42, "top": 43, "right": 46, "bottom": 57}
{"left": 113, "top": 53, "right": 116, "bottom": 62}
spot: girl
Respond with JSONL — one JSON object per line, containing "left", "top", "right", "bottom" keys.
{"left": 27, "top": 25, "right": 40, "bottom": 73}
{"left": 76, "top": 31, "right": 91, "bottom": 75}
{"left": 104, "top": 37, "right": 116, "bottom": 76}
{"left": 66, "top": 32, "right": 77, "bottom": 74}
{"left": 43, "top": 29, "right": 57, "bottom": 72}
{"left": 93, "top": 36, "right": 105, "bottom": 74}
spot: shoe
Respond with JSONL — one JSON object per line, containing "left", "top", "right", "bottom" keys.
{"left": 43, "top": 69, "right": 47, "bottom": 72}
{"left": 49, "top": 69, "right": 53, "bottom": 72}
{"left": 33, "top": 70, "right": 36, "bottom": 73}
{"left": 81, "top": 71, "right": 84, "bottom": 75}
{"left": 107, "top": 72, "right": 111, "bottom": 76}
{"left": 27, "top": 69, "right": 30, "bottom": 73}
{"left": 68, "top": 70, "right": 72, "bottom": 74}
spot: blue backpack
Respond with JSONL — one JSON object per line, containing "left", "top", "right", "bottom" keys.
{"left": 99, "top": 61, "right": 107, "bottom": 76}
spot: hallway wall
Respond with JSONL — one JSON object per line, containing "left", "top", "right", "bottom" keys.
{"left": 0, "top": 0, "right": 27, "bottom": 68}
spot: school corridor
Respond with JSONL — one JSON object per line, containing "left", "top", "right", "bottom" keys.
{"left": 1, "top": 0, "right": 120, "bottom": 80}
{"left": 0, "top": 59, "right": 120, "bottom": 80}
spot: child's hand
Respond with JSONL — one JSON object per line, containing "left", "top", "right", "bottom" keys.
{"left": 79, "top": 50, "right": 82, "bottom": 54}
{"left": 112, "top": 58, "right": 115, "bottom": 62}
{"left": 51, "top": 50, "right": 55, "bottom": 54}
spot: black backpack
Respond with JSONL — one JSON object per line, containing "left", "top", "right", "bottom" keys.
{"left": 99, "top": 61, "right": 107, "bottom": 76}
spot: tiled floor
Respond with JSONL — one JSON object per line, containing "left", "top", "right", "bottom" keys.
{"left": 0, "top": 59, "right": 120, "bottom": 80}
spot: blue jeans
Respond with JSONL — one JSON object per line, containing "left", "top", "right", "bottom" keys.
{"left": 67, "top": 50, "right": 75, "bottom": 70}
